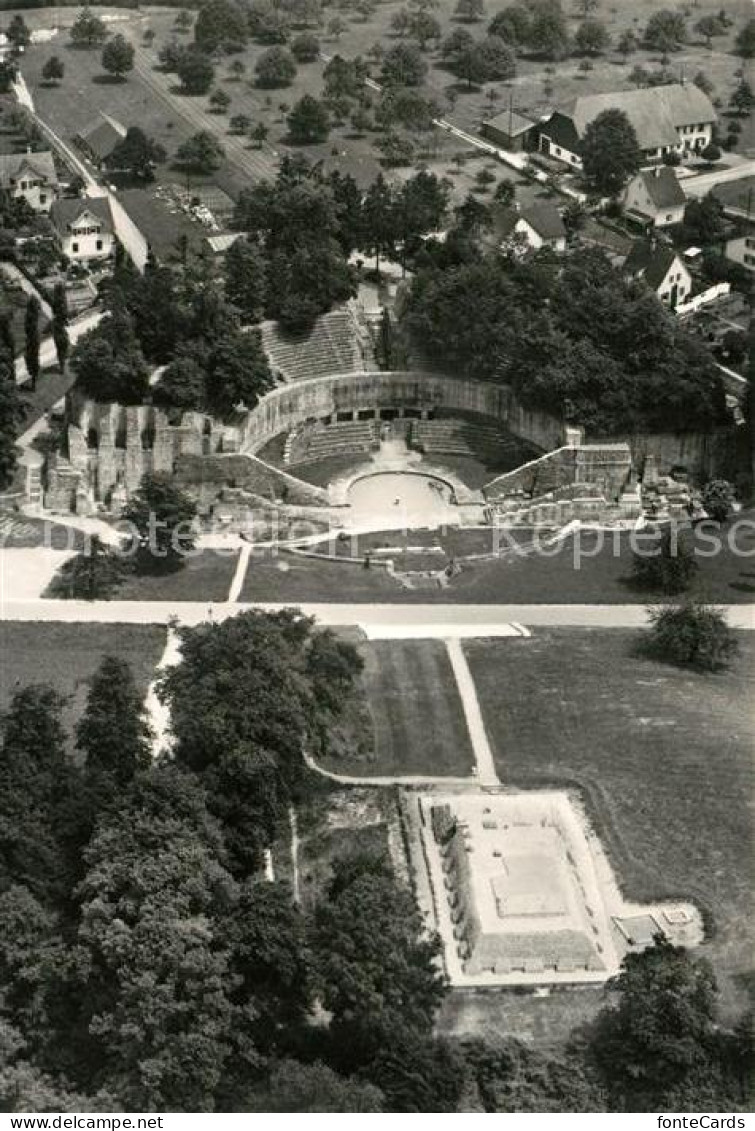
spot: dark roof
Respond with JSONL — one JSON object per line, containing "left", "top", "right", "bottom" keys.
{"left": 50, "top": 195, "right": 114, "bottom": 236}
{"left": 539, "top": 110, "right": 582, "bottom": 154}
{"left": 488, "top": 205, "right": 518, "bottom": 243}
{"left": 76, "top": 114, "right": 126, "bottom": 161}
{"left": 0, "top": 150, "right": 57, "bottom": 188}
{"left": 520, "top": 202, "right": 566, "bottom": 240}
{"left": 624, "top": 240, "right": 683, "bottom": 290}
{"left": 482, "top": 109, "right": 536, "bottom": 139}
{"left": 639, "top": 166, "right": 686, "bottom": 209}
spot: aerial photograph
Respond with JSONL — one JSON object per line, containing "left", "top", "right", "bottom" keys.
{"left": 0, "top": 0, "right": 752, "bottom": 1117}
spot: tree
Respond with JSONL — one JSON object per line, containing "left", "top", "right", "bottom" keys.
{"left": 209, "top": 87, "right": 232, "bottom": 113}
{"left": 152, "top": 355, "right": 206, "bottom": 412}
{"left": 409, "top": 10, "right": 442, "bottom": 50}
{"left": 23, "top": 295, "right": 40, "bottom": 391}
{"left": 249, "top": 1060, "right": 383, "bottom": 1112}
{"left": 734, "top": 17, "right": 755, "bottom": 59}
{"left": 251, "top": 122, "right": 269, "bottom": 147}
{"left": 255, "top": 46, "right": 297, "bottom": 88}
{"left": 693, "top": 70, "right": 714, "bottom": 97}
{"left": 176, "top": 47, "right": 215, "bottom": 94}
{"left": 380, "top": 43, "right": 428, "bottom": 87}
{"left": 175, "top": 131, "right": 225, "bottom": 173}
{"left": 312, "top": 852, "right": 446, "bottom": 1068}
{"left": 203, "top": 328, "right": 273, "bottom": 416}
{"left": 70, "top": 309, "right": 150, "bottom": 404}
{"left": 527, "top": 0, "right": 570, "bottom": 60}
{"left": 122, "top": 472, "right": 197, "bottom": 569}
{"left": 49, "top": 534, "right": 128, "bottom": 601}
{"left": 644, "top": 9, "right": 686, "bottom": 52}
{"left": 581, "top": 108, "right": 641, "bottom": 195}
{"left": 730, "top": 79, "right": 754, "bottom": 117}
{"left": 194, "top": 0, "right": 248, "bottom": 53}
{"left": 107, "top": 127, "right": 166, "bottom": 181}
{"left": 631, "top": 526, "right": 697, "bottom": 595}
{"left": 359, "top": 174, "right": 397, "bottom": 274}
{"left": 682, "top": 193, "right": 725, "bottom": 244}
{"left": 158, "top": 38, "right": 184, "bottom": 72}
{"left": 7, "top": 15, "right": 30, "bottom": 52}
{"left": 488, "top": 6, "right": 531, "bottom": 46}
{"left": 41, "top": 56, "right": 65, "bottom": 85}
{"left": 701, "top": 478, "right": 735, "bottom": 523}
{"left": 287, "top": 94, "right": 330, "bottom": 143}
{"left": 327, "top": 16, "right": 346, "bottom": 40}
{"left": 77, "top": 656, "right": 152, "bottom": 788}
{"left": 73, "top": 766, "right": 237, "bottom": 1110}
{"left": 587, "top": 937, "right": 731, "bottom": 1110}
{"left": 369, "top": 1034, "right": 466, "bottom": 1112}
{"left": 463, "top": 1037, "right": 606, "bottom": 1112}
{"left": 229, "top": 113, "right": 252, "bottom": 134}
{"left": 695, "top": 14, "right": 725, "bottom": 48}
{"left": 575, "top": 18, "right": 609, "bottom": 55}
{"left": 454, "top": 0, "right": 484, "bottom": 22}
{"left": 70, "top": 9, "right": 108, "bottom": 48}
{"left": 700, "top": 142, "right": 722, "bottom": 165}
{"left": 640, "top": 601, "right": 738, "bottom": 672}
{"left": 0, "top": 360, "right": 24, "bottom": 490}
{"left": 291, "top": 33, "right": 320, "bottom": 62}
{"left": 101, "top": 34, "right": 134, "bottom": 80}
{"left": 0, "top": 685, "right": 77, "bottom": 906}
{"left": 617, "top": 28, "right": 637, "bottom": 57}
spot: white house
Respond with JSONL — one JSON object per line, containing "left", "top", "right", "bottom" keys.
{"left": 0, "top": 150, "right": 58, "bottom": 213}
{"left": 538, "top": 83, "right": 716, "bottom": 169}
{"left": 624, "top": 166, "right": 686, "bottom": 229}
{"left": 489, "top": 201, "right": 567, "bottom": 254}
{"left": 50, "top": 197, "right": 115, "bottom": 267}
{"left": 725, "top": 231, "right": 755, "bottom": 274}
{"left": 623, "top": 239, "right": 693, "bottom": 308}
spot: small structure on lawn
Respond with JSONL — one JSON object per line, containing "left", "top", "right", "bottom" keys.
{"left": 624, "top": 166, "right": 686, "bottom": 230}
{"left": 0, "top": 150, "right": 58, "bottom": 213}
{"left": 481, "top": 108, "right": 537, "bottom": 152}
{"left": 623, "top": 239, "right": 692, "bottom": 309}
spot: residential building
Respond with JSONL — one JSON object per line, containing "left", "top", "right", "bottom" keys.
{"left": 623, "top": 239, "right": 692, "bottom": 308}
{"left": 0, "top": 150, "right": 58, "bottom": 212}
{"left": 75, "top": 113, "right": 127, "bottom": 168}
{"left": 488, "top": 202, "right": 567, "bottom": 254}
{"left": 481, "top": 109, "right": 538, "bottom": 152}
{"left": 538, "top": 83, "right": 716, "bottom": 169}
{"left": 624, "top": 166, "right": 686, "bottom": 229}
{"left": 725, "top": 230, "right": 755, "bottom": 274}
{"left": 50, "top": 197, "right": 115, "bottom": 266}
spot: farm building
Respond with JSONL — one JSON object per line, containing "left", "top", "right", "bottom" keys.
{"left": 75, "top": 113, "right": 127, "bottom": 168}
{"left": 538, "top": 83, "right": 716, "bottom": 169}
{"left": 481, "top": 108, "right": 538, "bottom": 152}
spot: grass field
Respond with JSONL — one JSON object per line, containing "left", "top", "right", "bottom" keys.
{"left": 0, "top": 620, "right": 166, "bottom": 750}
{"left": 239, "top": 522, "right": 755, "bottom": 604}
{"left": 465, "top": 629, "right": 755, "bottom": 1010}
{"left": 101, "top": 547, "right": 240, "bottom": 601}
{"left": 323, "top": 638, "right": 476, "bottom": 776}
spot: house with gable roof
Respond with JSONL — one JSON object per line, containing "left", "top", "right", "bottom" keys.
{"left": 488, "top": 201, "right": 567, "bottom": 254}
{"left": 50, "top": 196, "right": 115, "bottom": 266}
{"left": 624, "top": 166, "right": 687, "bottom": 229}
{"left": 0, "top": 150, "right": 58, "bottom": 212}
{"left": 538, "top": 83, "right": 716, "bottom": 170}
{"left": 623, "top": 239, "right": 692, "bottom": 309}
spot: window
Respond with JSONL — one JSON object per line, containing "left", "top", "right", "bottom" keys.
{"left": 666, "top": 214, "right": 672, "bottom": 221}
{"left": 555, "top": 146, "right": 562, "bottom": 155}
{"left": 745, "top": 254, "right": 755, "bottom": 266}
{"left": 96, "top": 239, "right": 103, "bottom": 251}
{"left": 71, "top": 242, "right": 79, "bottom": 253}
{"left": 745, "top": 237, "right": 755, "bottom": 249}
{"left": 40, "top": 194, "right": 46, "bottom": 204}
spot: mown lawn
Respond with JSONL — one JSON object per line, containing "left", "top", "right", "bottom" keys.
{"left": 110, "top": 548, "right": 240, "bottom": 602}
{"left": 0, "top": 620, "right": 166, "bottom": 750}
{"left": 465, "top": 629, "right": 755, "bottom": 1009}
{"left": 322, "top": 638, "right": 475, "bottom": 776}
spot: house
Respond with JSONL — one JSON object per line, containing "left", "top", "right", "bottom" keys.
{"left": 623, "top": 239, "right": 692, "bottom": 308}
{"left": 0, "top": 150, "right": 58, "bottom": 212}
{"left": 50, "top": 197, "right": 115, "bottom": 266}
{"left": 538, "top": 83, "right": 716, "bottom": 169}
{"left": 75, "top": 113, "right": 127, "bottom": 168}
{"left": 624, "top": 166, "right": 686, "bottom": 229}
{"left": 725, "top": 230, "right": 755, "bottom": 274}
{"left": 481, "top": 109, "right": 538, "bottom": 152}
{"left": 488, "top": 202, "right": 567, "bottom": 253}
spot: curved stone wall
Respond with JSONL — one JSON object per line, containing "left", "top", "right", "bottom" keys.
{"left": 239, "top": 371, "right": 571, "bottom": 457}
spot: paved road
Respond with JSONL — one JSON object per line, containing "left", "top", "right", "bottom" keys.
{"left": 1, "top": 597, "right": 753, "bottom": 631}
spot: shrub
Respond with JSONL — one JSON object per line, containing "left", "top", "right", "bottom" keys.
{"left": 639, "top": 601, "right": 739, "bottom": 672}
